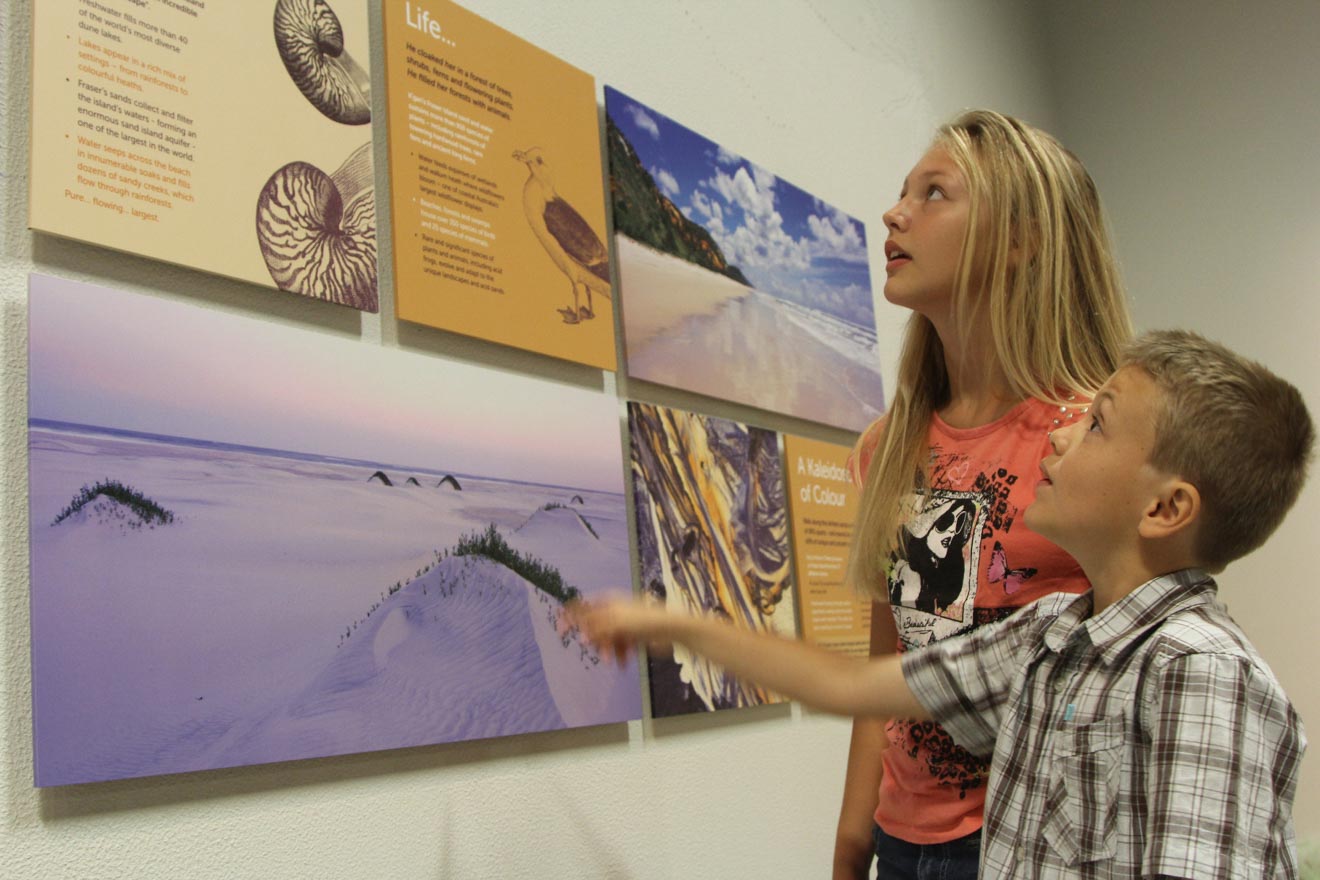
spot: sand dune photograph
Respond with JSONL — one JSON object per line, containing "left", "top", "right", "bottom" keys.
{"left": 26, "top": 274, "right": 640, "bottom": 787}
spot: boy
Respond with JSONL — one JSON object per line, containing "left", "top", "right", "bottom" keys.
{"left": 571, "top": 330, "right": 1313, "bottom": 878}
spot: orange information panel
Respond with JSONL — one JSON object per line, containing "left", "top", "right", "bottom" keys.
{"left": 783, "top": 435, "right": 872, "bottom": 657}
{"left": 29, "top": 0, "right": 379, "bottom": 311}
{"left": 383, "top": 2, "right": 615, "bottom": 369}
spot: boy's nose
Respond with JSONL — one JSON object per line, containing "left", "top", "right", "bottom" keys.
{"left": 1049, "top": 418, "right": 1081, "bottom": 454}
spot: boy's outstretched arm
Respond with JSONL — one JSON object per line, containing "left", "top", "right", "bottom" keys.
{"left": 567, "top": 597, "right": 929, "bottom": 720}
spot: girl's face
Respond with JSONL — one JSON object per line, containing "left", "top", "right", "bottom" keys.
{"left": 881, "top": 147, "right": 973, "bottom": 319}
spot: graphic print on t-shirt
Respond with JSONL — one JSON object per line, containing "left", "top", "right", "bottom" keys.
{"left": 987, "top": 540, "right": 1037, "bottom": 594}
{"left": 887, "top": 489, "right": 982, "bottom": 625}
{"left": 887, "top": 488, "right": 987, "bottom": 650}
{"left": 873, "top": 418, "right": 1077, "bottom": 812}
{"left": 887, "top": 447, "right": 1039, "bottom": 648}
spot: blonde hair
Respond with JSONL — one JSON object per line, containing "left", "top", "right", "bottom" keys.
{"left": 847, "top": 109, "right": 1133, "bottom": 598}
{"left": 1123, "top": 330, "right": 1313, "bottom": 572}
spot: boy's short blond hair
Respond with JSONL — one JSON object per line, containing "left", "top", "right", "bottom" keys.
{"left": 1124, "top": 330, "right": 1314, "bottom": 572}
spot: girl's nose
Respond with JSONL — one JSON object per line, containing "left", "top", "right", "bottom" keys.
{"left": 883, "top": 201, "right": 907, "bottom": 231}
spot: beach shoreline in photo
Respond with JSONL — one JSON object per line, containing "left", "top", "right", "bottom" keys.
{"left": 619, "top": 238, "right": 885, "bottom": 430}
{"left": 616, "top": 235, "right": 752, "bottom": 347}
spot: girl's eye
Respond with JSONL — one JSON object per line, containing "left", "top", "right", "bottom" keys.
{"left": 926, "top": 185, "right": 945, "bottom": 201}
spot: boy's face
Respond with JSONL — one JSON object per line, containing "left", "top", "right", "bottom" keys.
{"left": 1025, "top": 366, "right": 1169, "bottom": 560}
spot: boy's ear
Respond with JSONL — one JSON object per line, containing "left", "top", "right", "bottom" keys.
{"left": 1137, "top": 477, "right": 1201, "bottom": 541}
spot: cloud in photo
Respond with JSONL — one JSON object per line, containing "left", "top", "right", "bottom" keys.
{"left": 715, "top": 145, "right": 742, "bottom": 166}
{"left": 807, "top": 207, "right": 868, "bottom": 263}
{"left": 651, "top": 166, "right": 681, "bottom": 198}
{"left": 702, "top": 163, "right": 809, "bottom": 273}
{"left": 624, "top": 104, "right": 660, "bottom": 139}
{"left": 689, "top": 190, "right": 725, "bottom": 233}
{"left": 708, "top": 165, "right": 777, "bottom": 222}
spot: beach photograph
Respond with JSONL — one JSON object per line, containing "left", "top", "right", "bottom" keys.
{"left": 605, "top": 87, "right": 885, "bottom": 431}
{"left": 26, "top": 274, "right": 640, "bottom": 787}
{"left": 628, "top": 402, "right": 795, "bottom": 717}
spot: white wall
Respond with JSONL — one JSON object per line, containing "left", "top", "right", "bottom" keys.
{"left": 0, "top": 1, "right": 1060, "bottom": 877}
{"left": 1043, "top": 0, "right": 1320, "bottom": 844}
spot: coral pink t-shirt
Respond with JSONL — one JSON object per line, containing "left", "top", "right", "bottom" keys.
{"left": 849, "top": 397, "right": 1090, "bottom": 844}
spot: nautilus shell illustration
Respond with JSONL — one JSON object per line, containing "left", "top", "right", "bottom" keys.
{"left": 256, "top": 142, "right": 378, "bottom": 311}
{"left": 273, "top": 0, "right": 371, "bottom": 125}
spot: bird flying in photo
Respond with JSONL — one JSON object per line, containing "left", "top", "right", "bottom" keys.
{"left": 513, "top": 147, "right": 612, "bottom": 324}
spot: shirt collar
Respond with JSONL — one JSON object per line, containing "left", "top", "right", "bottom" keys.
{"left": 1040, "top": 590, "right": 1095, "bottom": 653}
{"left": 1040, "top": 568, "right": 1217, "bottom": 662}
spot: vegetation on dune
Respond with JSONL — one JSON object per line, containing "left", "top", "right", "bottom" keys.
{"left": 453, "top": 523, "right": 581, "bottom": 604}
{"left": 52, "top": 479, "right": 174, "bottom": 527}
{"left": 337, "top": 523, "right": 582, "bottom": 648}
{"left": 541, "top": 502, "right": 599, "bottom": 539}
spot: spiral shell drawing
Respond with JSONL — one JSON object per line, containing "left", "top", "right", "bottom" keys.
{"left": 256, "top": 142, "right": 378, "bottom": 311}
{"left": 274, "top": 0, "right": 371, "bottom": 125}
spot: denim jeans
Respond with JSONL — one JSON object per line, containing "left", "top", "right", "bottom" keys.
{"left": 872, "top": 823, "right": 982, "bottom": 880}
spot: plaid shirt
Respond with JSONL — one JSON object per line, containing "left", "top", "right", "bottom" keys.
{"left": 903, "top": 568, "right": 1304, "bottom": 879}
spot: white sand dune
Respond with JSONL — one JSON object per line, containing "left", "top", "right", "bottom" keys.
{"left": 616, "top": 236, "right": 885, "bottom": 430}
{"left": 517, "top": 504, "right": 599, "bottom": 542}
{"left": 28, "top": 427, "right": 640, "bottom": 786}
{"left": 197, "top": 556, "right": 636, "bottom": 769}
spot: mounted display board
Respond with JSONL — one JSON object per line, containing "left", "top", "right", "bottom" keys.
{"left": 27, "top": 272, "right": 640, "bottom": 787}
{"left": 383, "top": 1, "right": 615, "bottom": 368}
{"left": 29, "top": 0, "right": 379, "bottom": 311}
{"left": 782, "top": 434, "right": 872, "bottom": 657}
{"left": 605, "top": 87, "right": 885, "bottom": 429}
{"left": 627, "top": 401, "right": 796, "bottom": 716}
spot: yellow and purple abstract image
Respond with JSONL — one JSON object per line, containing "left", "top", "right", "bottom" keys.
{"left": 628, "top": 402, "right": 796, "bottom": 717}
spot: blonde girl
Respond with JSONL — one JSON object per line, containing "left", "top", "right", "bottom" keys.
{"left": 834, "top": 110, "right": 1132, "bottom": 879}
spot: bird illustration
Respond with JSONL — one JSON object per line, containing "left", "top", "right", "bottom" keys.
{"left": 513, "top": 147, "right": 612, "bottom": 324}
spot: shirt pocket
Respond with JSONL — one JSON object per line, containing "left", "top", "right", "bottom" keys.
{"left": 1041, "top": 713, "right": 1123, "bottom": 866}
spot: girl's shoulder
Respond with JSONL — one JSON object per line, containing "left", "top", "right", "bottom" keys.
{"left": 846, "top": 391, "right": 1093, "bottom": 484}
{"left": 846, "top": 415, "right": 886, "bottom": 487}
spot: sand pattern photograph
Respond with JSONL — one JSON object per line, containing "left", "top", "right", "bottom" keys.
{"left": 26, "top": 274, "right": 640, "bottom": 787}
{"left": 627, "top": 402, "right": 796, "bottom": 717}
{"left": 605, "top": 87, "right": 885, "bottom": 431}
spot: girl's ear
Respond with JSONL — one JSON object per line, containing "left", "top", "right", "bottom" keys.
{"left": 1137, "top": 478, "right": 1201, "bottom": 540}
{"left": 1008, "top": 213, "right": 1040, "bottom": 269}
